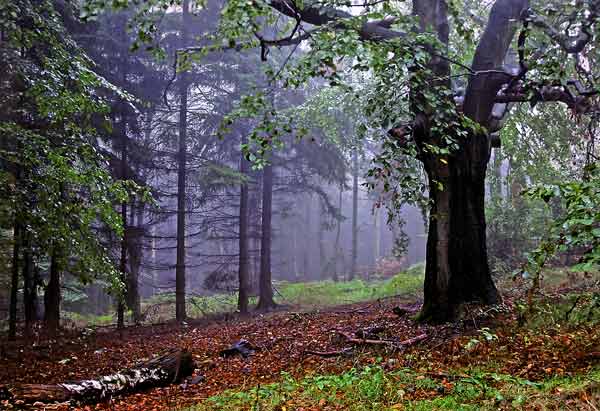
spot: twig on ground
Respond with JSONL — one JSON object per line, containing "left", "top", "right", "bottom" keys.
{"left": 304, "top": 347, "right": 354, "bottom": 357}
{"left": 339, "top": 331, "right": 428, "bottom": 348}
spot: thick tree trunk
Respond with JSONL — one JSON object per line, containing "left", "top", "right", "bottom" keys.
{"left": 238, "top": 136, "right": 250, "bottom": 315}
{"left": 420, "top": 146, "right": 500, "bottom": 322}
{"left": 0, "top": 349, "right": 195, "bottom": 405}
{"left": 256, "top": 164, "right": 276, "bottom": 310}
{"left": 350, "top": 145, "right": 359, "bottom": 281}
{"left": 44, "top": 247, "right": 61, "bottom": 336}
{"left": 9, "top": 224, "right": 20, "bottom": 340}
{"left": 175, "top": 0, "right": 191, "bottom": 322}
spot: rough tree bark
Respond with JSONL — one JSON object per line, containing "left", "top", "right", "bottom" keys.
{"left": 256, "top": 163, "right": 276, "bottom": 310}
{"left": 238, "top": 134, "right": 250, "bottom": 314}
{"left": 0, "top": 349, "right": 195, "bottom": 405}
{"left": 175, "top": 0, "right": 191, "bottom": 322}
{"left": 416, "top": 0, "right": 528, "bottom": 321}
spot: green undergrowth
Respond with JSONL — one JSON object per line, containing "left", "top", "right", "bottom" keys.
{"left": 65, "top": 264, "right": 425, "bottom": 326}
{"left": 63, "top": 311, "right": 114, "bottom": 327}
{"left": 185, "top": 365, "right": 600, "bottom": 411}
{"left": 520, "top": 291, "right": 600, "bottom": 329}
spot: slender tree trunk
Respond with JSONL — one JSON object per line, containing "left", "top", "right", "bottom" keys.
{"left": 303, "top": 195, "right": 311, "bottom": 278}
{"left": 237, "top": 136, "right": 250, "bottom": 315}
{"left": 117, "top": 199, "right": 127, "bottom": 329}
{"left": 175, "top": 0, "right": 191, "bottom": 322}
{"left": 318, "top": 199, "right": 325, "bottom": 279}
{"left": 117, "top": 127, "right": 128, "bottom": 329}
{"left": 9, "top": 223, "right": 20, "bottom": 340}
{"left": 332, "top": 185, "right": 343, "bottom": 282}
{"left": 151, "top": 225, "right": 157, "bottom": 296}
{"left": 249, "top": 189, "right": 260, "bottom": 294}
{"left": 127, "top": 203, "right": 143, "bottom": 324}
{"left": 45, "top": 247, "right": 61, "bottom": 336}
{"left": 491, "top": 149, "right": 503, "bottom": 202}
{"left": 22, "top": 235, "right": 35, "bottom": 337}
{"left": 374, "top": 204, "right": 381, "bottom": 265}
{"left": 350, "top": 146, "right": 359, "bottom": 281}
{"left": 256, "top": 164, "right": 276, "bottom": 310}
{"left": 292, "top": 224, "right": 299, "bottom": 281}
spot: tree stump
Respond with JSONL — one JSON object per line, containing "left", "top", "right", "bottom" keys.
{"left": 0, "top": 348, "right": 195, "bottom": 405}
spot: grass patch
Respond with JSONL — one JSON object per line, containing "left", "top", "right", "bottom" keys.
{"left": 185, "top": 365, "right": 600, "bottom": 411}
{"left": 79, "top": 264, "right": 425, "bottom": 326}
{"left": 62, "top": 311, "right": 115, "bottom": 328}
{"left": 58, "top": 264, "right": 424, "bottom": 327}
{"left": 512, "top": 290, "right": 600, "bottom": 331}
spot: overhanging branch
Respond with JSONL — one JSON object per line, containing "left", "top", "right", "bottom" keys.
{"left": 525, "top": 9, "right": 595, "bottom": 54}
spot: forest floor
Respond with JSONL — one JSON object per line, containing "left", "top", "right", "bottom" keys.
{"left": 0, "top": 270, "right": 598, "bottom": 411}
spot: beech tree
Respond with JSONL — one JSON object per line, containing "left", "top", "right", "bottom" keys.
{"left": 84, "top": 0, "right": 600, "bottom": 321}
{"left": 217, "top": 0, "right": 600, "bottom": 321}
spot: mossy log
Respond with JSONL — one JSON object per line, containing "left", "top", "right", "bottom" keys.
{"left": 0, "top": 348, "right": 194, "bottom": 405}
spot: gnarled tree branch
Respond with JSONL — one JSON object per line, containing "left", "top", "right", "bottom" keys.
{"left": 525, "top": 8, "right": 596, "bottom": 54}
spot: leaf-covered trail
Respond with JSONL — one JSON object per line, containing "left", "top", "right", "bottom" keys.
{"left": 1, "top": 296, "right": 598, "bottom": 410}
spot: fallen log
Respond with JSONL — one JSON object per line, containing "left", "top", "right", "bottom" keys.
{"left": 0, "top": 348, "right": 195, "bottom": 405}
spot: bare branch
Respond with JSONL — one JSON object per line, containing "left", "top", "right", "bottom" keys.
{"left": 268, "top": 0, "right": 406, "bottom": 41}
{"left": 495, "top": 83, "right": 598, "bottom": 114}
{"left": 525, "top": 9, "right": 594, "bottom": 54}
